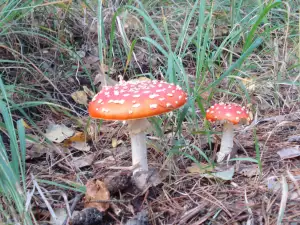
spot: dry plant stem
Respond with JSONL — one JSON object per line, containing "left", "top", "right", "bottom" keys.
{"left": 217, "top": 122, "right": 234, "bottom": 162}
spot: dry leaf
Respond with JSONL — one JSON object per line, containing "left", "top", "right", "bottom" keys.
{"left": 68, "top": 131, "right": 87, "bottom": 143}
{"left": 187, "top": 163, "right": 235, "bottom": 181}
{"left": 186, "top": 163, "right": 214, "bottom": 174}
{"left": 84, "top": 180, "right": 110, "bottom": 212}
{"left": 71, "top": 142, "right": 90, "bottom": 151}
{"left": 111, "top": 138, "right": 123, "bottom": 148}
{"left": 73, "top": 153, "right": 96, "bottom": 168}
{"left": 22, "top": 120, "right": 31, "bottom": 129}
{"left": 44, "top": 123, "right": 74, "bottom": 143}
{"left": 93, "top": 73, "right": 118, "bottom": 87}
{"left": 277, "top": 146, "right": 300, "bottom": 159}
{"left": 112, "top": 138, "right": 118, "bottom": 148}
{"left": 50, "top": 208, "right": 67, "bottom": 225}
{"left": 71, "top": 91, "right": 88, "bottom": 105}
{"left": 83, "top": 86, "right": 95, "bottom": 98}
{"left": 236, "top": 164, "right": 259, "bottom": 177}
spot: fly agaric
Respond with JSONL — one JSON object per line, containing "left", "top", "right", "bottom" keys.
{"left": 206, "top": 102, "right": 251, "bottom": 163}
{"left": 89, "top": 79, "right": 188, "bottom": 188}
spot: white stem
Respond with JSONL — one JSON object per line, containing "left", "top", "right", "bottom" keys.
{"left": 217, "top": 122, "right": 234, "bottom": 163}
{"left": 130, "top": 132, "right": 148, "bottom": 175}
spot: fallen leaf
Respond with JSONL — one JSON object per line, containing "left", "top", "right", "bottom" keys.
{"left": 44, "top": 123, "right": 74, "bottom": 143}
{"left": 50, "top": 208, "right": 67, "bottom": 225}
{"left": 94, "top": 73, "right": 118, "bottom": 87}
{"left": 236, "top": 164, "right": 259, "bottom": 177}
{"left": 212, "top": 167, "right": 235, "bottom": 180}
{"left": 83, "top": 86, "right": 95, "bottom": 98}
{"left": 73, "top": 153, "right": 96, "bottom": 168}
{"left": 71, "top": 91, "right": 88, "bottom": 105}
{"left": 111, "top": 138, "right": 123, "bottom": 148}
{"left": 277, "top": 146, "right": 300, "bottom": 159}
{"left": 67, "top": 131, "right": 87, "bottom": 143}
{"left": 187, "top": 163, "right": 214, "bottom": 174}
{"left": 187, "top": 163, "right": 234, "bottom": 181}
{"left": 71, "top": 142, "right": 90, "bottom": 151}
{"left": 84, "top": 180, "right": 110, "bottom": 212}
{"left": 288, "top": 135, "right": 300, "bottom": 142}
{"left": 22, "top": 120, "right": 31, "bottom": 129}
{"left": 27, "top": 143, "right": 49, "bottom": 159}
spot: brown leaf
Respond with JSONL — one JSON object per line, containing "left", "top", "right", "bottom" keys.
{"left": 83, "top": 86, "right": 95, "bottom": 98}
{"left": 71, "top": 91, "right": 88, "bottom": 105}
{"left": 84, "top": 180, "right": 110, "bottom": 212}
{"left": 277, "top": 146, "right": 300, "bottom": 159}
{"left": 73, "top": 153, "right": 96, "bottom": 168}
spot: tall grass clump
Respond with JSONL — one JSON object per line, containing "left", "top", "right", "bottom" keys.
{"left": 0, "top": 77, "right": 33, "bottom": 224}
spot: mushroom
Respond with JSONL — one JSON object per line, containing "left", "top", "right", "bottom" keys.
{"left": 88, "top": 79, "right": 188, "bottom": 188}
{"left": 205, "top": 102, "right": 251, "bottom": 163}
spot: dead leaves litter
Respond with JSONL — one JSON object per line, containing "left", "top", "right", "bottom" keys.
{"left": 44, "top": 123, "right": 74, "bottom": 143}
{"left": 84, "top": 180, "right": 110, "bottom": 212}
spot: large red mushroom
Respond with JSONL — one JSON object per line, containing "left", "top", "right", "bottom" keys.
{"left": 206, "top": 102, "right": 251, "bottom": 162}
{"left": 89, "top": 79, "right": 188, "bottom": 188}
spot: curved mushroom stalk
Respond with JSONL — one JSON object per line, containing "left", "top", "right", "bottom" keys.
{"left": 216, "top": 122, "right": 234, "bottom": 162}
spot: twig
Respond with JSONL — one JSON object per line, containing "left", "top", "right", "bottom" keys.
{"left": 62, "top": 193, "right": 84, "bottom": 225}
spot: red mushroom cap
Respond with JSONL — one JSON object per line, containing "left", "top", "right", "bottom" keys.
{"left": 206, "top": 102, "right": 251, "bottom": 125}
{"left": 88, "top": 79, "right": 188, "bottom": 121}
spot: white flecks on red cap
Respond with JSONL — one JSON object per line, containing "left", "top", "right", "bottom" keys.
{"left": 205, "top": 102, "right": 251, "bottom": 125}
{"left": 88, "top": 79, "right": 188, "bottom": 120}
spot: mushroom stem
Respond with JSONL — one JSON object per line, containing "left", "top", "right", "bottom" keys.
{"left": 130, "top": 131, "right": 148, "bottom": 174}
{"left": 217, "top": 122, "right": 234, "bottom": 162}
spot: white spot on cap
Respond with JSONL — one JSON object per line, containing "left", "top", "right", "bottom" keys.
{"left": 167, "top": 93, "right": 173, "bottom": 97}
{"left": 123, "top": 93, "right": 130, "bottom": 97}
{"left": 129, "top": 110, "right": 133, "bottom": 114}
{"left": 102, "top": 108, "right": 109, "bottom": 112}
{"left": 150, "top": 104, "right": 158, "bottom": 109}
{"left": 114, "top": 90, "right": 120, "bottom": 96}
{"left": 96, "top": 108, "right": 99, "bottom": 111}
{"left": 132, "top": 103, "right": 140, "bottom": 108}
{"left": 132, "top": 100, "right": 136, "bottom": 103}
{"left": 133, "top": 94, "right": 140, "bottom": 98}
{"left": 175, "top": 101, "right": 178, "bottom": 104}
{"left": 236, "top": 117, "right": 239, "bottom": 120}
{"left": 206, "top": 109, "right": 210, "bottom": 113}
{"left": 159, "top": 98, "right": 165, "bottom": 101}
{"left": 172, "top": 90, "right": 175, "bottom": 93}
{"left": 179, "top": 95, "right": 182, "bottom": 99}
{"left": 149, "top": 94, "right": 159, "bottom": 99}
{"left": 176, "top": 85, "right": 182, "bottom": 90}
{"left": 237, "top": 111, "right": 241, "bottom": 114}
{"left": 97, "top": 99, "right": 103, "bottom": 104}
{"left": 166, "top": 103, "right": 172, "bottom": 107}
{"left": 105, "top": 92, "right": 109, "bottom": 96}
{"left": 225, "top": 113, "right": 231, "bottom": 117}
{"left": 144, "top": 91, "right": 151, "bottom": 94}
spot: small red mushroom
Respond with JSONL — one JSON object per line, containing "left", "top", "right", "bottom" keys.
{"left": 89, "top": 79, "right": 188, "bottom": 188}
{"left": 206, "top": 102, "right": 251, "bottom": 162}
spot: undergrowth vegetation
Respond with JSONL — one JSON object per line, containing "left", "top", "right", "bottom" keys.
{"left": 0, "top": 0, "right": 299, "bottom": 224}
